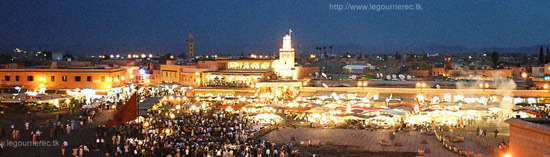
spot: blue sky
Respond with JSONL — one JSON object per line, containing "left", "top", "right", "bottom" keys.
{"left": 1, "top": 0, "right": 549, "bottom": 55}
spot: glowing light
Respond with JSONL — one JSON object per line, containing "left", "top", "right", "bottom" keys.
{"left": 195, "top": 72, "right": 200, "bottom": 76}
{"left": 121, "top": 76, "right": 125, "bottom": 81}
{"left": 130, "top": 74, "right": 135, "bottom": 79}
{"left": 148, "top": 54, "right": 153, "bottom": 58}
{"left": 114, "top": 78, "right": 119, "bottom": 82}
{"left": 544, "top": 83, "right": 549, "bottom": 89}
{"left": 106, "top": 84, "right": 112, "bottom": 88}
{"left": 39, "top": 77, "right": 45, "bottom": 81}
{"left": 503, "top": 154, "right": 511, "bottom": 157}
{"left": 144, "top": 122, "right": 149, "bottom": 127}
{"left": 139, "top": 69, "right": 146, "bottom": 75}
{"left": 484, "top": 83, "right": 489, "bottom": 88}
{"left": 357, "top": 82, "right": 362, "bottom": 86}
{"left": 165, "top": 128, "right": 171, "bottom": 134}
{"left": 141, "top": 54, "right": 146, "bottom": 58}
{"left": 170, "top": 113, "right": 175, "bottom": 119}
{"left": 39, "top": 83, "right": 44, "bottom": 88}
{"left": 281, "top": 34, "right": 292, "bottom": 50}
{"left": 128, "top": 54, "right": 132, "bottom": 58}
{"left": 521, "top": 72, "right": 528, "bottom": 78}
{"left": 106, "top": 77, "right": 112, "bottom": 82}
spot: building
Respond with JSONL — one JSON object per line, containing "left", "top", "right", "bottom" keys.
{"left": 532, "top": 66, "right": 545, "bottom": 77}
{"left": 0, "top": 67, "right": 128, "bottom": 92}
{"left": 505, "top": 118, "right": 550, "bottom": 157}
{"left": 186, "top": 33, "right": 195, "bottom": 58}
{"left": 275, "top": 30, "right": 296, "bottom": 79}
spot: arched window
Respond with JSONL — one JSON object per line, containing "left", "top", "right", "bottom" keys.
{"left": 261, "top": 62, "right": 270, "bottom": 69}
{"left": 251, "top": 62, "right": 260, "bottom": 69}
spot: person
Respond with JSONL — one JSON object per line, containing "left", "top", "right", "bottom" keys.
{"left": 494, "top": 129, "right": 499, "bottom": 138}
{"left": 66, "top": 124, "right": 71, "bottom": 135}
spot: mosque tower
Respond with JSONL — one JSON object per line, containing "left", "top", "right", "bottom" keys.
{"left": 186, "top": 33, "right": 195, "bottom": 58}
{"left": 277, "top": 29, "right": 296, "bottom": 79}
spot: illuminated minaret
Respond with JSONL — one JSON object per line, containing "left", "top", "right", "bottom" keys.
{"left": 278, "top": 29, "right": 296, "bottom": 79}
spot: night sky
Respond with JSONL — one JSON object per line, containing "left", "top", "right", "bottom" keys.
{"left": 1, "top": 0, "right": 550, "bottom": 55}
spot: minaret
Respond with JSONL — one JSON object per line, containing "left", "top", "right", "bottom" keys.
{"left": 186, "top": 33, "right": 195, "bottom": 58}
{"left": 278, "top": 29, "right": 295, "bottom": 79}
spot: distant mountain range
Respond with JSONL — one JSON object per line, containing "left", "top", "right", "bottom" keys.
{"left": 1, "top": 42, "right": 549, "bottom": 56}
{"left": 203, "top": 43, "right": 550, "bottom": 55}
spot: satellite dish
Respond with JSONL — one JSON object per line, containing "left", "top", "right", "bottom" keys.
{"left": 315, "top": 72, "right": 319, "bottom": 76}
{"left": 399, "top": 74, "right": 405, "bottom": 81}
{"left": 322, "top": 83, "right": 328, "bottom": 88}
{"left": 406, "top": 75, "right": 412, "bottom": 80}
{"left": 351, "top": 75, "right": 357, "bottom": 80}
{"left": 392, "top": 74, "right": 397, "bottom": 80}
{"left": 386, "top": 75, "right": 391, "bottom": 80}
{"left": 321, "top": 73, "right": 328, "bottom": 79}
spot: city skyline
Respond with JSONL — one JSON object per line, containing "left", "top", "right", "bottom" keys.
{"left": 1, "top": 0, "right": 550, "bottom": 55}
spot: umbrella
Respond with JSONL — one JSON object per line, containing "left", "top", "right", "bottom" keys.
{"left": 309, "top": 103, "right": 322, "bottom": 107}
{"left": 351, "top": 109, "right": 363, "bottom": 113}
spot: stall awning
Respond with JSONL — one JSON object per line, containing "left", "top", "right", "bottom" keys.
{"left": 139, "top": 97, "right": 161, "bottom": 110}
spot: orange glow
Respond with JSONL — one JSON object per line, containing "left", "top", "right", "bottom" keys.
{"left": 521, "top": 72, "right": 528, "bottom": 78}
{"left": 544, "top": 83, "right": 549, "bottom": 89}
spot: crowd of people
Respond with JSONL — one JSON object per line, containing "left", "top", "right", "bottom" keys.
{"left": 106, "top": 103, "right": 300, "bottom": 157}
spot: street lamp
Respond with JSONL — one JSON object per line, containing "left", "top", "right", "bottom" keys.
{"left": 521, "top": 72, "right": 528, "bottom": 79}
{"left": 416, "top": 82, "right": 427, "bottom": 91}
{"left": 479, "top": 82, "right": 490, "bottom": 91}
{"left": 357, "top": 81, "right": 368, "bottom": 89}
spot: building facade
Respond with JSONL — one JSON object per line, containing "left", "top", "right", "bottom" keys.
{"left": 0, "top": 68, "right": 128, "bottom": 91}
{"left": 505, "top": 118, "right": 550, "bottom": 157}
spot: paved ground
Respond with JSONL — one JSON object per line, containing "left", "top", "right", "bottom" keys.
{"left": 0, "top": 110, "right": 113, "bottom": 156}
{"left": 261, "top": 127, "right": 494, "bottom": 157}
